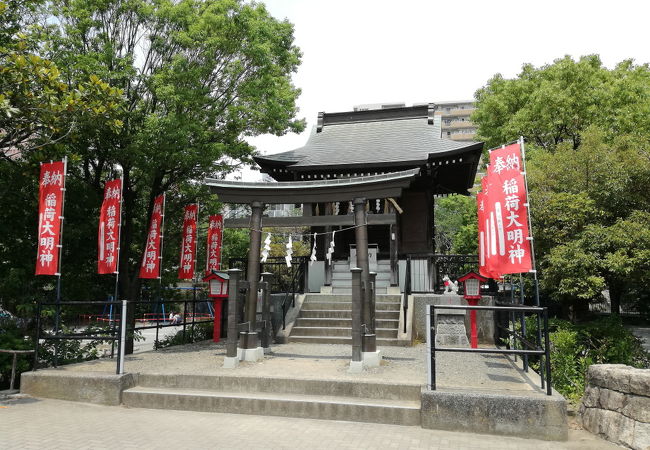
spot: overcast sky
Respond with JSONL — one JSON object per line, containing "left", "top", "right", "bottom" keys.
{"left": 239, "top": 0, "right": 649, "bottom": 180}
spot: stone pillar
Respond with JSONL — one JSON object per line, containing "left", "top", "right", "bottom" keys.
{"left": 260, "top": 272, "right": 273, "bottom": 353}
{"left": 353, "top": 198, "right": 370, "bottom": 325}
{"left": 353, "top": 198, "right": 381, "bottom": 369}
{"left": 243, "top": 201, "right": 263, "bottom": 349}
{"left": 324, "top": 227, "right": 333, "bottom": 286}
{"left": 223, "top": 269, "right": 242, "bottom": 368}
{"left": 239, "top": 201, "right": 264, "bottom": 362}
{"left": 349, "top": 267, "right": 363, "bottom": 372}
{"left": 390, "top": 224, "right": 399, "bottom": 286}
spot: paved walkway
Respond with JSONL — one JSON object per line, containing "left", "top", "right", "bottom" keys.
{"left": 56, "top": 341, "right": 546, "bottom": 395}
{"left": 0, "top": 396, "right": 617, "bottom": 449}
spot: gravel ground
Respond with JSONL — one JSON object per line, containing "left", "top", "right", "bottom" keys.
{"left": 57, "top": 341, "right": 545, "bottom": 394}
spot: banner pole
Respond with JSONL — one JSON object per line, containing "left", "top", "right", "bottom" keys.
{"left": 192, "top": 202, "right": 199, "bottom": 341}
{"left": 519, "top": 137, "right": 540, "bottom": 306}
{"left": 158, "top": 194, "right": 166, "bottom": 321}
{"left": 111, "top": 173, "right": 124, "bottom": 358}
{"left": 53, "top": 156, "right": 67, "bottom": 367}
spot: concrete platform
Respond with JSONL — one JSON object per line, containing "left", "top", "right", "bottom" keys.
{"left": 21, "top": 341, "right": 567, "bottom": 440}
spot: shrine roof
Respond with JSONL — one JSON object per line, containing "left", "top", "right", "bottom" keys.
{"left": 254, "top": 104, "right": 483, "bottom": 171}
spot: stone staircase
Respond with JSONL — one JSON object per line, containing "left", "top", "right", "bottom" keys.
{"left": 288, "top": 293, "right": 402, "bottom": 346}
{"left": 331, "top": 259, "right": 392, "bottom": 294}
{"left": 122, "top": 374, "right": 421, "bottom": 426}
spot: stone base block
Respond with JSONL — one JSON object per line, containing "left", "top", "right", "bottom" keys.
{"left": 348, "top": 360, "right": 364, "bottom": 373}
{"left": 362, "top": 350, "right": 382, "bottom": 368}
{"left": 319, "top": 285, "right": 333, "bottom": 294}
{"left": 237, "top": 346, "right": 264, "bottom": 362}
{"left": 421, "top": 389, "right": 568, "bottom": 441}
{"left": 21, "top": 370, "right": 136, "bottom": 406}
{"left": 386, "top": 286, "right": 401, "bottom": 295}
{"left": 222, "top": 356, "right": 239, "bottom": 369}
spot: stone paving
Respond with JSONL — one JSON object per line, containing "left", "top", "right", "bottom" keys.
{"left": 0, "top": 396, "right": 619, "bottom": 449}
{"left": 56, "top": 341, "right": 545, "bottom": 394}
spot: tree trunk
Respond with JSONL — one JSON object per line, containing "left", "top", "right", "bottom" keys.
{"left": 608, "top": 281, "right": 623, "bottom": 316}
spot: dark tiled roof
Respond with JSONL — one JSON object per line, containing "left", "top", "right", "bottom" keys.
{"left": 254, "top": 105, "right": 482, "bottom": 171}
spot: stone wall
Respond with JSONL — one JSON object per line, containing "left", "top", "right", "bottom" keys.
{"left": 413, "top": 294, "right": 494, "bottom": 344}
{"left": 580, "top": 364, "right": 650, "bottom": 450}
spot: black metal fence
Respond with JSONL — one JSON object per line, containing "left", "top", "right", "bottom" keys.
{"left": 33, "top": 298, "right": 214, "bottom": 375}
{"left": 405, "top": 254, "right": 482, "bottom": 293}
{"left": 427, "top": 303, "right": 552, "bottom": 395}
{"left": 228, "top": 256, "right": 308, "bottom": 294}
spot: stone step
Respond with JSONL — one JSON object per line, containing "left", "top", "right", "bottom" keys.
{"left": 288, "top": 336, "right": 405, "bottom": 347}
{"left": 122, "top": 386, "right": 420, "bottom": 426}
{"left": 331, "top": 271, "right": 392, "bottom": 280}
{"left": 290, "top": 326, "right": 398, "bottom": 338}
{"left": 134, "top": 374, "right": 421, "bottom": 401}
{"left": 298, "top": 310, "right": 399, "bottom": 320}
{"left": 303, "top": 294, "right": 401, "bottom": 302}
{"left": 331, "top": 279, "right": 392, "bottom": 288}
{"left": 301, "top": 302, "right": 401, "bottom": 311}
{"left": 295, "top": 318, "right": 399, "bottom": 329}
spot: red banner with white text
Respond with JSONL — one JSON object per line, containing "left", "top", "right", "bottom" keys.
{"left": 485, "top": 143, "right": 532, "bottom": 275}
{"left": 178, "top": 204, "right": 198, "bottom": 279}
{"left": 139, "top": 194, "right": 165, "bottom": 279}
{"left": 98, "top": 179, "right": 122, "bottom": 274}
{"left": 35, "top": 161, "right": 66, "bottom": 275}
{"left": 205, "top": 214, "right": 223, "bottom": 274}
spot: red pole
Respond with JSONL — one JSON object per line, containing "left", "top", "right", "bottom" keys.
{"left": 213, "top": 298, "right": 223, "bottom": 342}
{"left": 468, "top": 299, "right": 479, "bottom": 348}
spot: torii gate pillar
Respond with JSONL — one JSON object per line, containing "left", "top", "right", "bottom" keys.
{"left": 238, "top": 200, "right": 264, "bottom": 362}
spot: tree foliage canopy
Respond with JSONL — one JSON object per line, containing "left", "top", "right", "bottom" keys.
{"left": 0, "top": 0, "right": 304, "bottom": 322}
{"left": 473, "top": 56, "right": 650, "bottom": 317}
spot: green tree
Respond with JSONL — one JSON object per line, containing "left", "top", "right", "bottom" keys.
{"left": 35, "top": 0, "right": 304, "bottom": 351}
{"left": 473, "top": 55, "right": 650, "bottom": 151}
{"left": 434, "top": 194, "right": 478, "bottom": 254}
{"left": 473, "top": 56, "right": 650, "bottom": 317}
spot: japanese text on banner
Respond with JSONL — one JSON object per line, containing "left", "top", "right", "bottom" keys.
{"left": 98, "top": 179, "right": 122, "bottom": 274}
{"left": 486, "top": 143, "right": 532, "bottom": 275}
{"left": 35, "top": 161, "right": 65, "bottom": 276}
{"left": 205, "top": 215, "right": 223, "bottom": 274}
{"left": 178, "top": 204, "right": 198, "bottom": 279}
{"left": 139, "top": 194, "right": 165, "bottom": 279}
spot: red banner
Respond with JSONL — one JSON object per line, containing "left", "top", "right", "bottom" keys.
{"left": 477, "top": 177, "right": 489, "bottom": 278}
{"left": 485, "top": 143, "right": 532, "bottom": 275}
{"left": 206, "top": 214, "right": 223, "bottom": 274}
{"left": 98, "top": 179, "right": 122, "bottom": 274}
{"left": 178, "top": 204, "right": 198, "bottom": 279}
{"left": 139, "top": 194, "right": 165, "bottom": 279}
{"left": 35, "top": 161, "right": 66, "bottom": 275}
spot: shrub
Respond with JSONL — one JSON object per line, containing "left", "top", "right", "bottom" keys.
{"left": 518, "top": 315, "right": 649, "bottom": 403}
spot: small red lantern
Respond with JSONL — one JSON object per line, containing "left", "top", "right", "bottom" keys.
{"left": 458, "top": 272, "right": 488, "bottom": 349}
{"left": 203, "top": 271, "right": 229, "bottom": 342}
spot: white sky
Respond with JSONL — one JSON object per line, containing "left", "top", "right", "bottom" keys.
{"left": 238, "top": 0, "right": 650, "bottom": 181}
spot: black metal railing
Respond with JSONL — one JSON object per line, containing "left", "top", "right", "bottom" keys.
{"left": 427, "top": 304, "right": 552, "bottom": 395}
{"left": 405, "top": 253, "right": 483, "bottom": 293}
{"left": 281, "top": 262, "right": 306, "bottom": 330}
{"left": 33, "top": 297, "right": 214, "bottom": 375}
{"left": 228, "top": 256, "right": 308, "bottom": 294}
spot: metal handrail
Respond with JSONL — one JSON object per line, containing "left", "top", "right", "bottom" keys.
{"left": 427, "top": 304, "right": 552, "bottom": 395}
{"left": 0, "top": 349, "right": 34, "bottom": 391}
{"left": 33, "top": 297, "right": 214, "bottom": 375}
{"left": 282, "top": 261, "right": 306, "bottom": 330}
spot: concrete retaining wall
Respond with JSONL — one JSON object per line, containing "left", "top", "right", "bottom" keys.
{"left": 580, "top": 364, "right": 650, "bottom": 450}
{"left": 413, "top": 294, "right": 495, "bottom": 344}
{"left": 421, "top": 389, "right": 568, "bottom": 441}
{"left": 21, "top": 370, "right": 136, "bottom": 406}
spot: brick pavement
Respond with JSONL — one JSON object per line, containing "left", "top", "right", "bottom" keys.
{"left": 1, "top": 396, "right": 618, "bottom": 449}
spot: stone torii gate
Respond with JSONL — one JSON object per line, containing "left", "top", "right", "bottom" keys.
{"left": 205, "top": 169, "right": 418, "bottom": 370}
